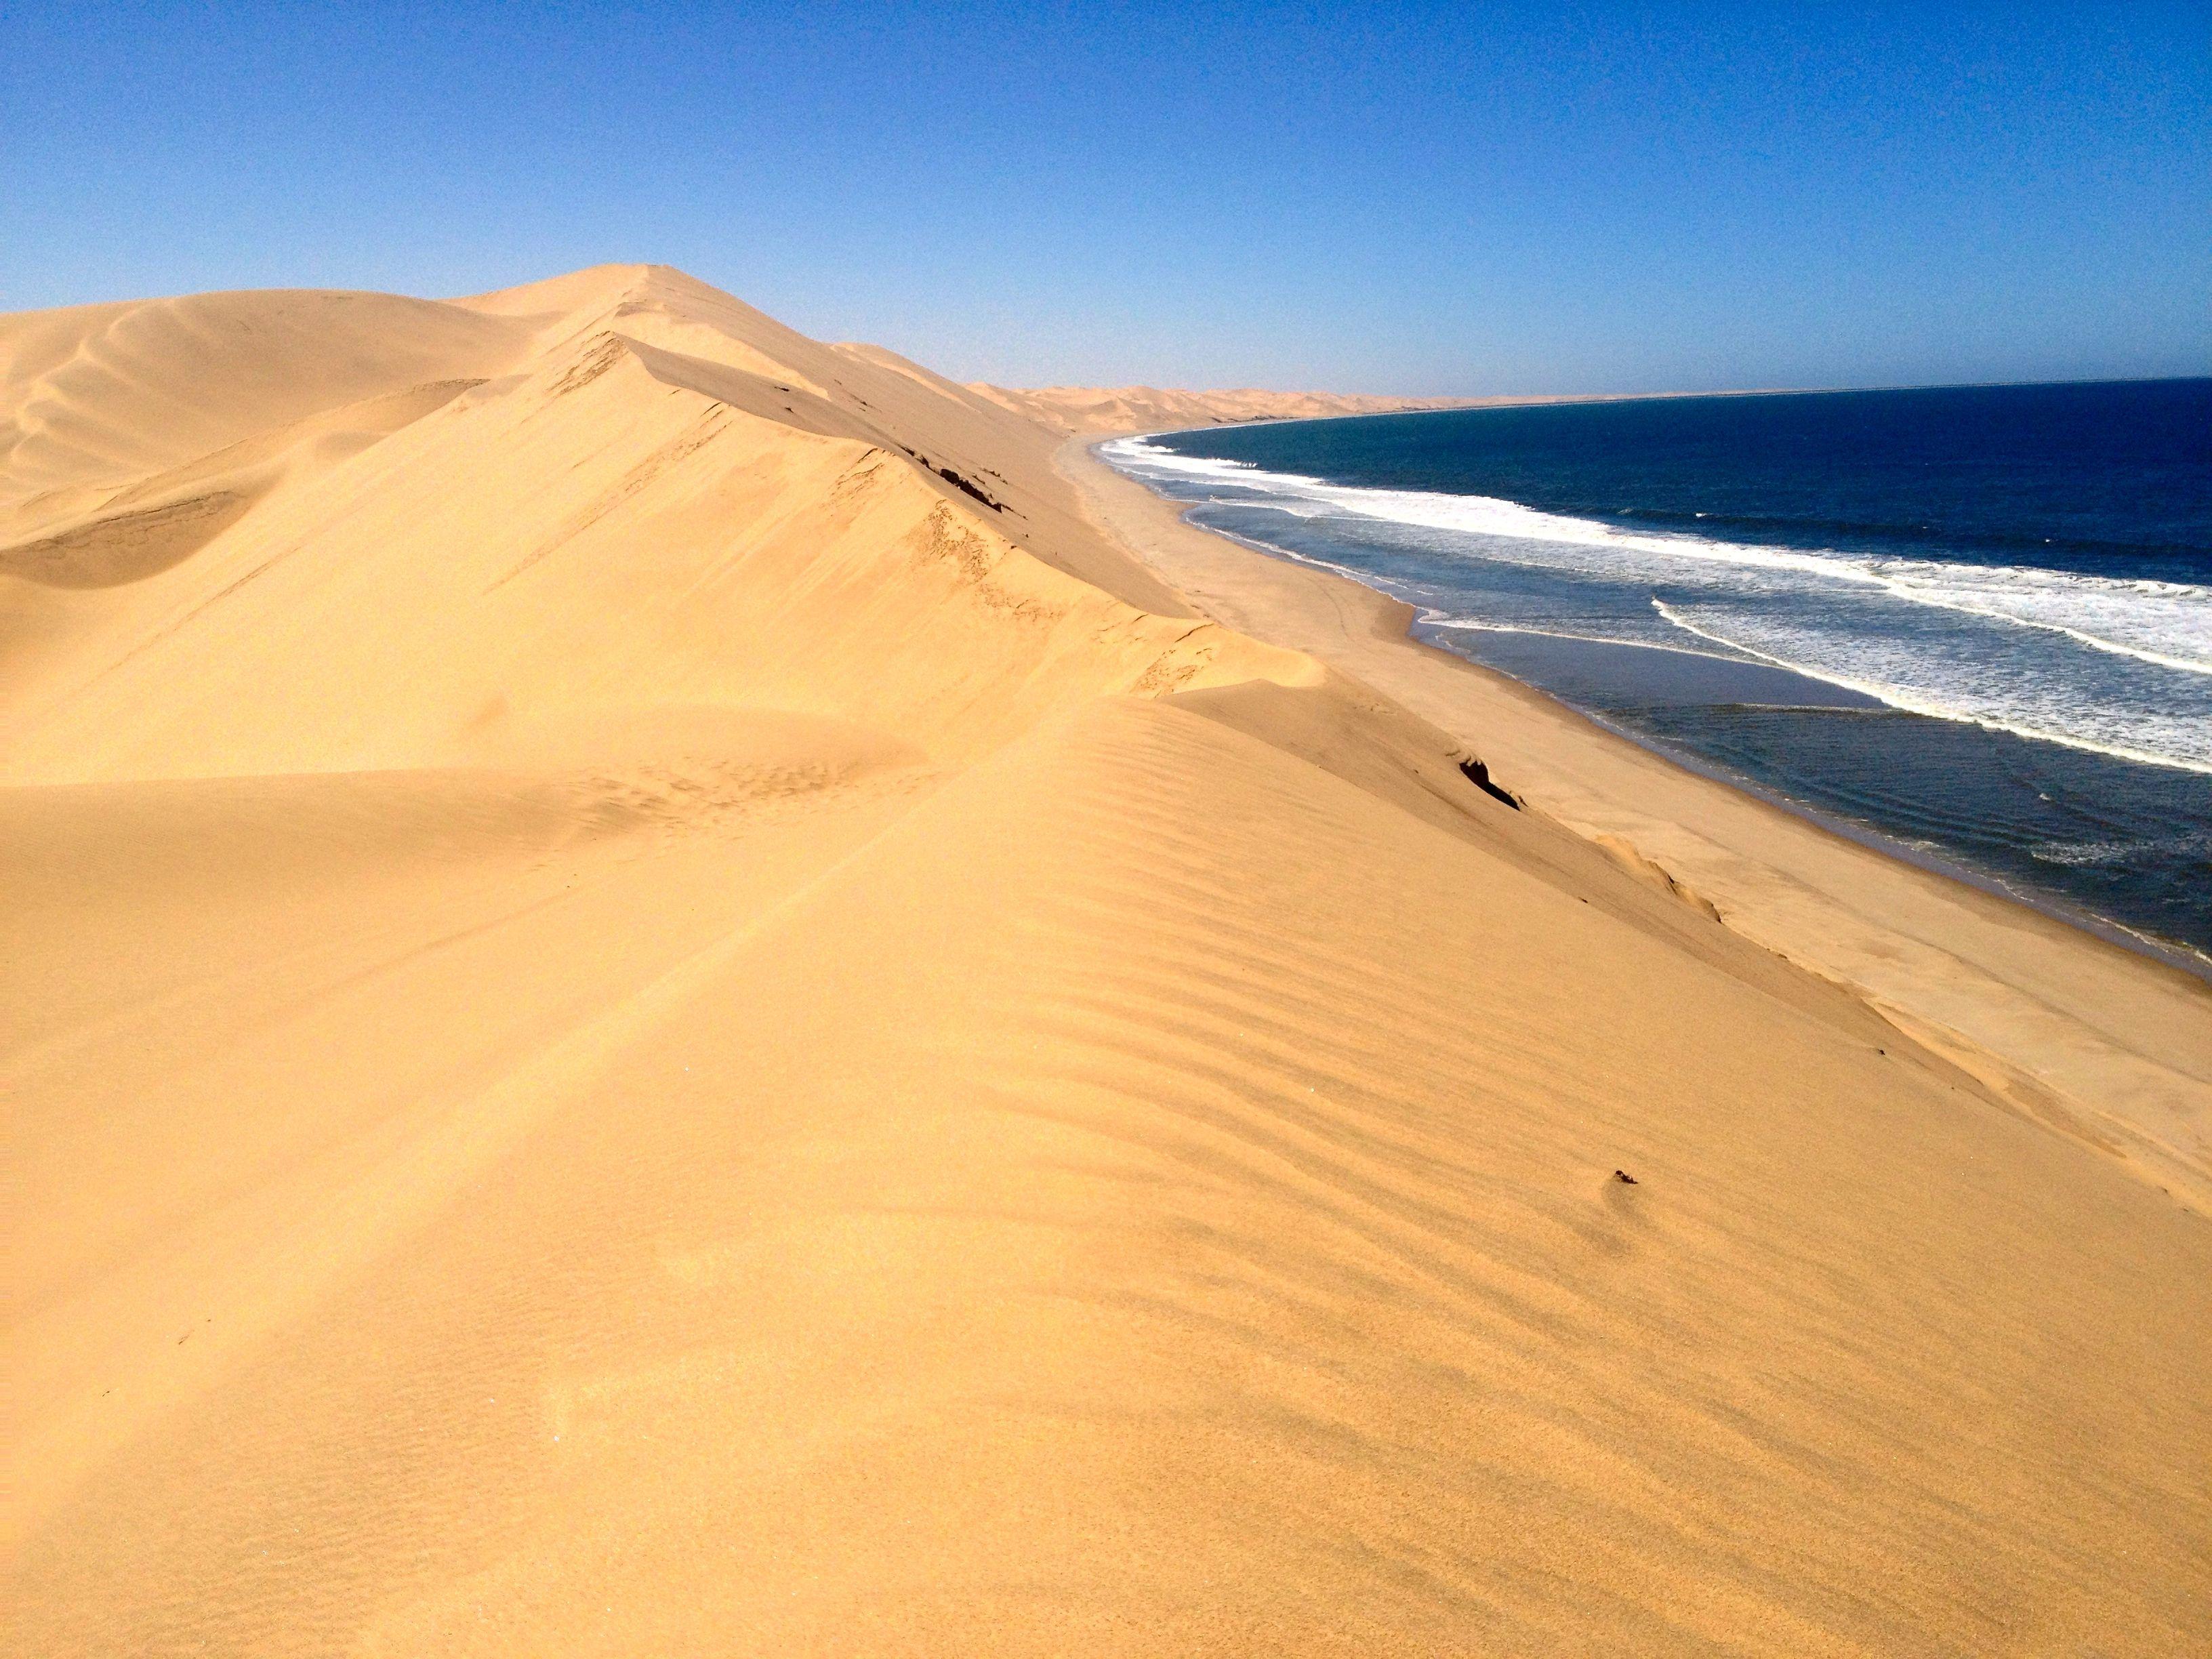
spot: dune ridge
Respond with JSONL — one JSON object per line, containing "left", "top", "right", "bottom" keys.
{"left": 5, "top": 264, "right": 2208, "bottom": 1654}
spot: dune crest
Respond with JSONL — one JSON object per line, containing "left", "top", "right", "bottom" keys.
{"left": 5, "top": 265, "right": 2207, "bottom": 1655}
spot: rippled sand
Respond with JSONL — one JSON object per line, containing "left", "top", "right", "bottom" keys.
{"left": 5, "top": 266, "right": 2207, "bottom": 1654}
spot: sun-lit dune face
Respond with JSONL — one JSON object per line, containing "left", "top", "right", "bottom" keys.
{"left": 3, "top": 266, "right": 2209, "bottom": 1656}
{"left": 0, "top": 268, "right": 1314, "bottom": 787}
{"left": 0, "top": 289, "right": 535, "bottom": 511}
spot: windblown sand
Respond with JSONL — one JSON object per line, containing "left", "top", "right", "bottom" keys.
{"left": 5, "top": 266, "right": 2207, "bottom": 1654}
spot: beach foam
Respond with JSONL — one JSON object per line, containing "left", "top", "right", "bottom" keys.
{"left": 1650, "top": 598, "right": 2212, "bottom": 773}
{"left": 1101, "top": 434, "right": 2212, "bottom": 773}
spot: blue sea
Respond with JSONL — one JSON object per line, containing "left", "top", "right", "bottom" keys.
{"left": 1100, "top": 380, "right": 2212, "bottom": 967}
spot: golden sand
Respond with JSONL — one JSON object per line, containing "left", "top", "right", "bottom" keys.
{"left": 5, "top": 266, "right": 2207, "bottom": 1654}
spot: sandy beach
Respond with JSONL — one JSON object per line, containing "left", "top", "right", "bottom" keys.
{"left": 6, "top": 265, "right": 2209, "bottom": 1654}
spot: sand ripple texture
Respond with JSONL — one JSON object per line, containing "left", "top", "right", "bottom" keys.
{"left": 5, "top": 266, "right": 2207, "bottom": 1655}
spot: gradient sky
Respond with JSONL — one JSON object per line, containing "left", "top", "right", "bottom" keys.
{"left": 5, "top": 2, "right": 2207, "bottom": 393}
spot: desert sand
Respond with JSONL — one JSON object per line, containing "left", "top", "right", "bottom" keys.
{"left": 5, "top": 265, "right": 2207, "bottom": 1654}
{"left": 969, "top": 383, "right": 1472, "bottom": 435}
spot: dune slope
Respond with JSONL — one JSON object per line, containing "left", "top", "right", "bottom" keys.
{"left": 4, "top": 266, "right": 2207, "bottom": 1656}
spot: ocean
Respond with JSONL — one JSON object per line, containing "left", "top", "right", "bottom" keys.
{"left": 1099, "top": 380, "right": 2212, "bottom": 966}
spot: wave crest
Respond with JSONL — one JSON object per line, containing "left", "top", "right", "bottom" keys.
{"left": 1101, "top": 436, "right": 2212, "bottom": 676}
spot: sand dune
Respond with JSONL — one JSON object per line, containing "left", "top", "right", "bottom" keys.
{"left": 5, "top": 264, "right": 2208, "bottom": 1654}
{"left": 969, "top": 382, "right": 1471, "bottom": 435}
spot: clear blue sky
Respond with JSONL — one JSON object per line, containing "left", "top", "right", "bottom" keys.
{"left": 5, "top": 2, "right": 2206, "bottom": 393}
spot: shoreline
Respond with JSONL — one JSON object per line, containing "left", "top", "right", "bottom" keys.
{"left": 1187, "top": 509, "right": 2211, "bottom": 981}
{"left": 1509, "top": 663, "right": 2212, "bottom": 977}
{"left": 1527, "top": 687, "right": 2212, "bottom": 979}
{"left": 1059, "top": 431, "right": 2212, "bottom": 1214}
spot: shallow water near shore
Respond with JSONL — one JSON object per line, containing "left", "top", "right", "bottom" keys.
{"left": 1103, "top": 382, "right": 2212, "bottom": 963}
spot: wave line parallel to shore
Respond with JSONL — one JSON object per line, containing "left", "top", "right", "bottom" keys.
{"left": 1100, "top": 436, "right": 2212, "bottom": 677}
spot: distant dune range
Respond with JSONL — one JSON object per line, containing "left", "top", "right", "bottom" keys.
{"left": 3, "top": 266, "right": 2207, "bottom": 1654}
{"left": 968, "top": 383, "right": 1479, "bottom": 434}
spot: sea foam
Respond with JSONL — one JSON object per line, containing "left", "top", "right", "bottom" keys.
{"left": 1100, "top": 434, "right": 2212, "bottom": 773}
{"left": 1101, "top": 437, "right": 2212, "bottom": 674}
